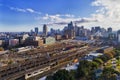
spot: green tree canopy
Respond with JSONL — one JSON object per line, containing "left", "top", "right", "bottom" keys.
{"left": 93, "top": 58, "right": 103, "bottom": 65}
{"left": 76, "top": 60, "right": 98, "bottom": 79}
{"left": 100, "top": 67, "right": 119, "bottom": 80}
{"left": 46, "top": 69, "right": 75, "bottom": 80}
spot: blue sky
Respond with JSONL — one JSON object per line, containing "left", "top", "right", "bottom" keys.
{"left": 0, "top": 0, "right": 120, "bottom": 32}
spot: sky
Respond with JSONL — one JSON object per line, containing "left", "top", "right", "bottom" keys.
{"left": 0, "top": 0, "right": 120, "bottom": 32}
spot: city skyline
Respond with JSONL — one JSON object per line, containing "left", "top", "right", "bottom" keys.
{"left": 0, "top": 0, "right": 120, "bottom": 32}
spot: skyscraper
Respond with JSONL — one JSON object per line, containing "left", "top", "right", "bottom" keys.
{"left": 43, "top": 24, "right": 48, "bottom": 37}
{"left": 35, "top": 27, "right": 39, "bottom": 35}
{"left": 91, "top": 27, "right": 95, "bottom": 34}
{"left": 117, "top": 30, "right": 120, "bottom": 42}
{"left": 95, "top": 26, "right": 101, "bottom": 32}
{"left": 107, "top": 27, "right": 112, "bottom": 33}
{"left": 64, "top": 21, "right": 75, "bottom": 39}
{"left": 68, "top": 21, "right": 74, "bottom": 29}
{"left": 118, "top": 34, "right": 120, "bottom": 43}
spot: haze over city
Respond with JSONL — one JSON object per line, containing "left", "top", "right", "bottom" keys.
{"left": 0, "top": 0, "right": 120, "bottom": 32}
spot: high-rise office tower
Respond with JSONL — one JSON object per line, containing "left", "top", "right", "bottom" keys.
{"left": 35, "top": 27, "right": 39, "bottom": 35}
{"left": 91, "top": 27, "right": 95, "bottom": 34}
{"left": 64, "top": 22, "right": 75, "bottom": 39}
{"left": 68, "top": 21, "right": 74, "bottom": 29}
{"left": 117, "top": 30, "right": 120, "bottom": 42}
{"left": 107, "top": 27, "right": 112, "bottom": 33}
{"left": 75, "top": 23, "right": 79, "bottom": 36}
{"left": 43, "top": 24, "right": 48, "bottom": 36}
{"left": 95, "top": 26, "right": 101, "bottom": 32}
{"left": 118, "top": 34, "right": 120, "bottom": 43}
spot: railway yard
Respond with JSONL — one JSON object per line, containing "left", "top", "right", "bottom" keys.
{"left": 0, "top": 40, "right": 97, "bottom": 80}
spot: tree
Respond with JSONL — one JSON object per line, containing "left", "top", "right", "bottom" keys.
{"left": 91, "top": 61, "right": 99, "bottom": 70}
{"left": 99, "top": 55, "right": 108, "bottom": 62}
{"left": 69, "top": 70, "right": 76, "bottom": 79}
{"left": 93, "top": 58, "right": 103, "bottom": 65}
{"left": 76, "top": 60, "right": 98, "bottom": 79}
{"left": 54, "top": 69, "right": 74, "bottom": 80}
{"left": 105, "top": 53, "right": 113, "bottom": 60}
{"left": 116, "top": 57, "right": 120, "bottom": 66}
{"left": 115, "top": 49, "right": 120, "bottom": 57}
{"left": 46, "top": 69, "right": 75, "bottom": 80}
{"left": 101, "top": 67, "right": 119, "bottom": 80}
{"left": 46, "top": 75, "right": 53, "bottom": 80}
{"left": 111, "top": 51, "right": 116, "bottom": 57}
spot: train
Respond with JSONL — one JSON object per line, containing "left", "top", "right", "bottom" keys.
{"left": 25, "top": 66, "right": 50, "bottom": 79}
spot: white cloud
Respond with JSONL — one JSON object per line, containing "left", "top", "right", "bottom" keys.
{"left": 41, "top": 14, "right": 97, "bottom": 25}
{"left": 44, "top": 0, "right": 120, "bottom": 30}
{"left": 9, "top": 7, "right": 41, "bottom": 14}
{"left": 26, "top": 8, "right": 35, "bottom": 13}
{"left": 43, "top": 14, "right": 75, "bottom": 20}
{"left": 64, "top": 14, "right": 75, "bottom": 18}
{"left": 7, "top": 0, "right": 120, "bottom": 31}
{"left": 40, "top": 0, "right": 120, "bottom": 30}
{"left": 92, "top": 0, "right": 120, "bottom": 22}
{"left": 90, "top": 0, "right": 120, "bottom": 30}
{"left": 10, "top": 7, "right": 26, "bottom": 12}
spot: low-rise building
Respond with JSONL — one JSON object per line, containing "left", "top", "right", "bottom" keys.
{"left": 55, "top": 35, "right": 62, "bottom": 41}
{"left": 9, "top": 39, "right": 19, "bottom": 46}
{"left": 96, "top": 46, "right": 113, "bottom": 53}
{"left": 44, "top": 37, "right": 56, "bottom": 44}
{"left": 24, "top": 36, "right": 44, "bottom": 46}
{"left": 82, "top": 52, "right": 103, "bottom": 61}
